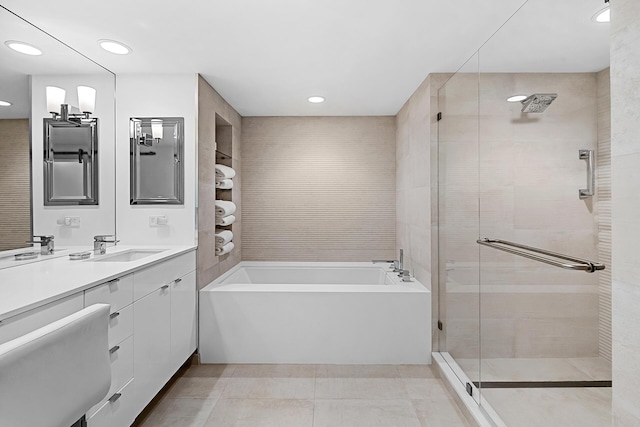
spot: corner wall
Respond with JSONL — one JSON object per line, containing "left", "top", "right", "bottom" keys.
{"left": 197, "top": 76, "right": 242, "bottom": 289}
{"left": 611, "top": 1, "right": 640, "bottom": 424}
{"left": 242, "top": 116, "right": 396, "bottom": 261}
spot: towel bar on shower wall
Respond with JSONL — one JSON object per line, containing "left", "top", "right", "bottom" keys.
{"left": 477, "top": 238, "right": 605, "bottom": 273}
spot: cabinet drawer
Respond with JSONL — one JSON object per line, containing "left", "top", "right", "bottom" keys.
{"left": 85, "top": 274, "right": 134, "bottom": 314}
{"left": 134, "top": 251, "right": 195, "bottom": 300}
{"left": 108, "top": 303, "right": 133, "bottom": 348}
{"left": 0, "top": 293, "right": 84, "bottom": 345}
{"left": 87, "top": 378, "right": 136, "bottom": 427}
{"left": 87, "top": 335, "right": 134, "bottom": 418}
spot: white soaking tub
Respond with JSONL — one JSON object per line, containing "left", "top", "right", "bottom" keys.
{"left": 199, "top": 262, "right": 431, "bottom": 364}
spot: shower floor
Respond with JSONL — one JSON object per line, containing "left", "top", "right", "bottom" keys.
{"left": 455, "top": 356, "right": 611, "bottom": 383}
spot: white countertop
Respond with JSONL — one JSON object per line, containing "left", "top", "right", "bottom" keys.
{"left": 0, "top": 245, "right": 196, "bottom": 321}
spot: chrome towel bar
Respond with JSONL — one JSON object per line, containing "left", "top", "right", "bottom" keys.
{"left": 477, "top": 238, "right": 605, "bottom": 273}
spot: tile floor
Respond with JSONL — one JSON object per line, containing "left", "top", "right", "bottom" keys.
{"left": 136, "top": 364, "right": 471, "bottom": 427}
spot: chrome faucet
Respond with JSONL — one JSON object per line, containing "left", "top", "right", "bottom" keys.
{"left": 93, "top": 235, "right": 119, "bottom": 255}
{"left": 28, "top": 235, "right": 55, "bottom": 255}
{"left": 372, "top": 248, "right": 405, "bottom": 273}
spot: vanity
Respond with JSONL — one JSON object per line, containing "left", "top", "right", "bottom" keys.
{"left": 0, "top": 246, "right": 197, "bottom": 427}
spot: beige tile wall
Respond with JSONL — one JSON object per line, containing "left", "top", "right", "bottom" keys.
{"left": 0, "top": 119, "right": 30, "bottom": 251}
{"left": 197, "top": 76, "right": 243, "bottom": 289}
{"left": 396, "top": 73, "right": 450, "bottom": 351}
{"left": 434, "top": 72, "right": 602, "bottom": 359}
{"left": 596, "top": 68, "right": 612, "bottom": 363}
{"left": 610, "top": 0, "right": 640, "bottom": 424}
{"left": 241, "top": 116, "right": 396, "bottom": 261}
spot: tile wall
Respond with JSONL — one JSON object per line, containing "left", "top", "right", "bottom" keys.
{"left": 610, "top": 0, "right": 640, "bottom": 424}
{"left": 241, "top": 116, "right": 396, "bottom": 262}
{"left": 197, "top": 76, "right": 243, "bottom": 289}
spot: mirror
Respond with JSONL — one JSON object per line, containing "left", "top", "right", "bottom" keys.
{"left": 130, "top": 117, "right": 184, "bottom": 205}
{"left": 44, "top": 118, "right": 99, "bottom": 205}
{"left": 0, "top": 6, "right": 115, "bottom": 259}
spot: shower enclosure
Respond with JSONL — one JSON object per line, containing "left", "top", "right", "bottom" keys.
{"left": 436, "top": 1, "right": 611, "bottom": 425}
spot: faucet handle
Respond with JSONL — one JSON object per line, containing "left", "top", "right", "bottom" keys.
{"left": 29, "top": 235, "right": 54, "bottom": 242}
{"left": 94, "top": 234, "right": 117, "bottom": 243}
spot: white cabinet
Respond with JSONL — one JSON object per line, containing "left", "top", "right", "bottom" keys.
{"left": 132, "top": 285, "right": 172, "bottom": 413}
{"left": 83, "top": 249, "right": 196, "bottom": 427}
{"left": 170, "top": 270, "right": 197, "bottom": 372}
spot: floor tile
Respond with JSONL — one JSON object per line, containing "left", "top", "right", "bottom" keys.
{"left": 315, "top": 364, "right": 399, "bottom": 378}
{"left": 403, "top": 378, "right": 451, "bottom": 400}
{"left": 482, "top": 387, "right": 611, "bottom": 427}
{"left": 412, "top": 397, "right": 470, "bottom": 427}
{"left": 204, "top": 398, "right": 314, "bottom": 427}
{"left": 232, "top": 364, "right": 315, "bottom": 378}
{"left": 315, "top": 377, "right": 409, "bottom": 399}
{"left": 139, "top": 397, "right": 217, "bottom": 427}
{"left": 313, "top": 399, "right": 421, "bottom": 427}
{"left": 398, "top": 364, "right": 439, "bottom": 379}
{"left": 165, "top": 376, "right": 229, "bottom": 399}
{"left": 183, "top": 364, "right": 237, "bottom": 378}
{"left": 223, "top": 377, "right": 315, "bottom": 399}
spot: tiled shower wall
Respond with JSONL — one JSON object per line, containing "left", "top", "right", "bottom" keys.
{"left": 395, "top": 73, "right": 449, "bottom": 351}
{"left": 0, "top": 119, "right": 30, "bottom": 251}
{"left": 242, "top": 116, "right": 396, "bottom": 261}
{"left": 434, "top": 72, "right": 603, "bottom": 359}
{"left": 197, "top": 76, "right": 242, "bottom": 289}
{"left": 596, "top": 68, "right": 612, "bottom": 362}
{"left": 610, "top": 0, "right": 640, "bottom": 424}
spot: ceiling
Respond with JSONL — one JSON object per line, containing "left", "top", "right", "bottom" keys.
{"left": 0, "top": 0, "right": 610, "bottom": 117}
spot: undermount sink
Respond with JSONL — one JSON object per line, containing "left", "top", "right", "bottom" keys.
{"left": 91, "top": 250, "right": 165, "bottom": 262}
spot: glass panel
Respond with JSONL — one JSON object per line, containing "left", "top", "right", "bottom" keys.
{"left": 477, "top": 0, "right": 611, "bottom": 424}
{"left": 437, "top": 52, "right": 480, "bottom": 402}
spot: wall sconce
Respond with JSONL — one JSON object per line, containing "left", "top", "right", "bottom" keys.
{"left": 151, "top": 119, "right": 163, "bottom": 142}
{"left": 46, "top": 85, "right": 96, "bottom": 123}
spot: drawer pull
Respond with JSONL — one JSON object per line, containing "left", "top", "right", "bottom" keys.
{"left": 109, "top": 312, "right": 120, "bottom": 320}
{"left": 161, "top": 285, "right": 169, "bottom": 290}
{"left": 109, "top": 345, "right": 120, "bottom": 354}
{"left": 174, "top": 278, "right": 182, "bottom": 284}
{"left": 109, "top": 393, "right": 122, "bottom": 403}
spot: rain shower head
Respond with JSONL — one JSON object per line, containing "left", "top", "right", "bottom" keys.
{"left": 521, "top": 93, "right": 558, "bottom": 113}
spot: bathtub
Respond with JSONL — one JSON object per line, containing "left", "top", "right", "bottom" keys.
{"left": 199, "top": 262, "right": 431, "bottom": 364}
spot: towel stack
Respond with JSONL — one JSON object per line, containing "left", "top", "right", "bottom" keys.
{"left": 214, "top": 164, "right": 236, "bottom": 256}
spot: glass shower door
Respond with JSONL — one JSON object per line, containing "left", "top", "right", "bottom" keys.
{"left": 437, "top": 52, "right": 481, "bottom": 403}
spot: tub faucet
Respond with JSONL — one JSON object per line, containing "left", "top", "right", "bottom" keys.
{"left": 399, "top": 249, "right": 404, "bottom": 272}
{"left": 27, "top": 235, "right": 55, "bottom": 255}
{"left": 93, "top": 235, "right": 119, "bottom": 255}
{"left": 372, "top": 248, "right": 404, "bottom": 272}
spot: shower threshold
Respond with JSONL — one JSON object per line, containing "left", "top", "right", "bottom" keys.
{"left": 473, "top": 380, "right": 612, "bottom": 389}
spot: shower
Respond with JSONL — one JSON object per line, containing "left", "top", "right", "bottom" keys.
{"left": 521, "top": 93, "right": 558, "bottom": 113}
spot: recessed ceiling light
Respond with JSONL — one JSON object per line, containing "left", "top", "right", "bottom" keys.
{"left": 507, "top": 95, "right": 528, "bottom": 103}
{"left": 5, "top": 40, "right": 42, "bottom": 56}
{"left": 308, "top": 96, "right": 325, "bottom": 103}
{"left": 0, "top": 100, "right": 12, "bottom": 107}
{"left": 98, "top": 39, "right": 131, "bottom": 55}
{"left": 593, "top": 7, "right": 610, "bottom": 23}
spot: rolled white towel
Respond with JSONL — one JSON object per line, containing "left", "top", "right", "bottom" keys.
{"left": 216, "top": 241, "right": 235, "bottom": 256}
{"left": 215, "top": 179, "right": 234, "bottom": 190}
{"left": 215, "top": 200, "right": 236, "bottom": 217}
{"left": 216, "top": 214, "right": 235, "bottom": 226}
{"left": 215, "top": 164, "right": 236, "bottom": 180}
{"left": 215, "top": 230, "right": 233, "bottom": 246}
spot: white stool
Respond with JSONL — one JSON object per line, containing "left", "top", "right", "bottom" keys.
{"left": 0, "top": 304, "right": 112, "bottom": 427}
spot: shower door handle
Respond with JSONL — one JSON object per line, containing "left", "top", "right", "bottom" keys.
{"left": 579, "top": 149, "right": 595, "bottom": 199}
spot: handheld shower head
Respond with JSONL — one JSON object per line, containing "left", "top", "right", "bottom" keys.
{"left": 521, "top": 93, "right": 558, "bottom": 113}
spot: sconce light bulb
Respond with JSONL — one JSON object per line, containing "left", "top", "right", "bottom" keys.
{"left": 46, "top": 86, "right": 66, "bottom": 114}
{"left": 77, "top": 86, "right": 96, "bottom": 114}
{"left": 151, "top": 119, "right": 163, "bottom": 140}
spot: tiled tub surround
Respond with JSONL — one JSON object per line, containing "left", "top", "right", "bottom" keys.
{"left": 0, "top": 245, "right": 197, "bottom": 426}
{"left": 200, "top": 262, "right": 431, "bottom": 365}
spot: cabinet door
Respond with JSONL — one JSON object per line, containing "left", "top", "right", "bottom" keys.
{"left": 133, "top": 286, "right": 170, "bottom": 415}
{"left": 170, "top": 270, "right": 197, "bottom": 371}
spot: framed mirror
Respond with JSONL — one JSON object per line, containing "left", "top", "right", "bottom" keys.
{"left": 130, "top": 117, "right": 184, "bottom": 205}
{"left": 43, "top": 118, "right": 98, "bottom": 205}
